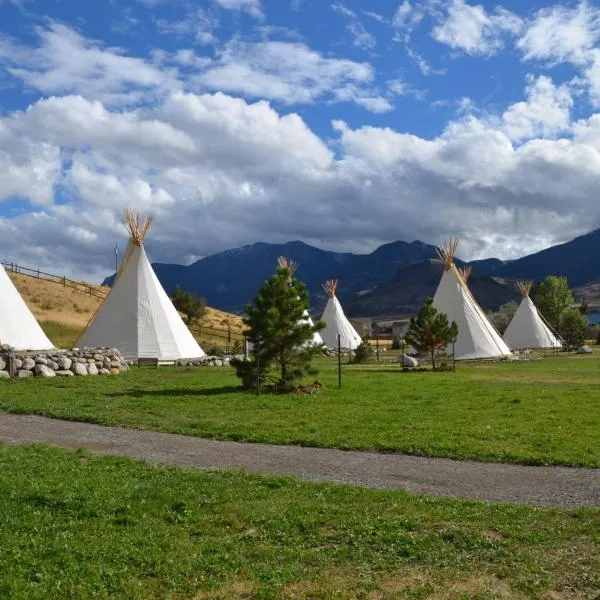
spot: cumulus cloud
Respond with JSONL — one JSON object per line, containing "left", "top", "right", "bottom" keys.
{"left": 431, "top": 0, "right": 522, "bottom": 56}
{"left": 517, "top": 1, "right": 600, "bottom": 65}
{"left": 517, "top": 2, "right": 600, "bottom": 106}
{"left": 0, "top": 23, "right": 180, "bottom": 105}
{"left": 1, "top": 79, "right": 600, "bottom": 279}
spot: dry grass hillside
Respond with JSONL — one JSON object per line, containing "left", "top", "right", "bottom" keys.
{"left": 9, "top": 272, "right": 245, "bottom": 349}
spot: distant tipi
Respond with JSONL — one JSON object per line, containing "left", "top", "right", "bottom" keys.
{"left": 77, "top": 210, "right": 205, "bottom": 361}
{"left": 320, "top": 280, "right": 362, "bottom": 349}
{"left": 432, "top": 239, "right": 512, "bottom": 360}
{"left": 0, "top": 264, "right": 54, "bottom": 350}
{"left": 277, "top": 256, "right": 324, "bottom": 347}
{"left": 503, "top": 281, "right": 562, "bottom": 350}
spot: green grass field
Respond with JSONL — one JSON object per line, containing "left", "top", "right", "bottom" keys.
{"left": 1, "top": 353, "right": 599, "bottom": 467}
{"left": 1, "top": 443, "right": 598, "bottom": 600}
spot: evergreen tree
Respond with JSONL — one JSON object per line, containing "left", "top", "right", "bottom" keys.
{"left": 171, "top": 286, "right": 206, "bottom": 325}
{"left": 405, "top": 298, "right": 458, "bottom": 370}
{"left": 233, "top": 265, "right": 325, "bottom": 393}
{"left": 533, "top": 276, "right": 574, "bottom": 331}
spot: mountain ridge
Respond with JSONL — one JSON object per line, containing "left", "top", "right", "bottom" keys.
{"left": 103, "top": 229, "right": 600, "bottom": 318}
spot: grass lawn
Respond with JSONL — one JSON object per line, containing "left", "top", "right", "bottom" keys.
{"left": 1, "top": 353, "right": 599, "bottom": 467}
{"left": 0, "top": 443, "right": 598, "bottom": 599}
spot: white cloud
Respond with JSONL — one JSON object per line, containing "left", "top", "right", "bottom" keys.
{"left": 0, "top": 23, "right": 179, "bottom": 105}
{"left": 431, "top": 0, "right": 522, "bottom": 56}
{"left": 517, "top": 1, "right": 600, "bottom": 65}
{"left": 332, "top": 3, "right": 376, "bottom": 51}
{"left": 2, "top": 83, "right": 600, "bottom": 278}
{"left": 198, "top": 39, "right": 390, "bottom": 111}
{"left": 517, "top": 2, "right": 600, "bottom": 107}
{"left": 155, "top": 8, "right": 219, "bottom": 45}
{"left": 213, "top": 0, "right": 263, "bottom": 20}
{"left": 499, "top": 75, "right": 573, "bottom": 142}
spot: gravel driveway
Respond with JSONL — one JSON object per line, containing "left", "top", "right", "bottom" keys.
{"left": 1, "top": 412, "right": 598, "bottom": 507}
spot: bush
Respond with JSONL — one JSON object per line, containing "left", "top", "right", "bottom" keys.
{"left": 351, "top": 342, "right": 372, "bottom": 364}
{"left": 391, "top": 338, "right": 401, "bottom": 350}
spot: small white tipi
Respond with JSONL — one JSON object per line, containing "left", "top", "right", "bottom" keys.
{"left": 77, "top": 210, "right": 205, "bottom": 361}
{"left": 320, "top": 280, "right": 362, "bottom": 349}
{"left": 432, "top": 239, "right": 512, "bottom": 360}
{"left": 277, "top": 257, "right": 324, "bottom": 347}
{"left": 503, "top": 281, "right": 562, "bottom": 350}
{"left": 0, "top": 264, "right": 54, "bottom": 350}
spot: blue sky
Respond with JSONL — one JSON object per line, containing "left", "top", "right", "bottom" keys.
{"left": 1, "top": 0, "right": 600, "bottom": 279}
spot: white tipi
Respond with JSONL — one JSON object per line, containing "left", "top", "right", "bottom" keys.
{"left": 503, "top": 281, "right": 562, "bottom": 350}
{"left": 77, "top": 210, "right": 205, "bottom": 361}
{"left": 277, "top": 257, "right": 324, "bottom": 347}
{"left": 432, "top": 239, "right": 512, "bottom": 360}
{"left": 320, "top": 280, "right": 362, "bottom": 349}
{"left": 0, "top": 264, "right": 54, "bottom": 350}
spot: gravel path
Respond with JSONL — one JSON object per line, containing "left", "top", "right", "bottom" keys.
{"left": 1, "top": 412, "right": 598, "bottom": 507}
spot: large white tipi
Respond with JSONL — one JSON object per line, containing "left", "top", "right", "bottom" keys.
{"left": 320, "top": 280, "right": 362, "bottom": 349}
{"left": 503, "top": 281, "right": 562, "bottom": 350}
{"left": 77, "top": 210, "right": 205, "bottom": 361}
{"left": 432, "top": 239, "right": 512, "bottom": 360}
{"left": 277, "top": 257, "right": 324, "bottom": 347}
{"left": 0, "top": 264, "right": 54, "bottom": 350}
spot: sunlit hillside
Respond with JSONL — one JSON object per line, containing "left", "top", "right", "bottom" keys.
{"left": 8, "top": 272, "right": 245, "bottom": 349}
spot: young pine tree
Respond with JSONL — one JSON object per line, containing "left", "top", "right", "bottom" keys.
{"left": 233, "top": 265, "right": 325, "bottom": 393}
{"left": 405, "top": 297, "right": 458, "bottom": 370}
{"left": 171, "top": 286, "right": 206, "bottom": 325}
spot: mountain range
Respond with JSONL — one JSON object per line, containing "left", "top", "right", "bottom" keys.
{"left": 104, "top": 229, "right": 600, "bottom": 319}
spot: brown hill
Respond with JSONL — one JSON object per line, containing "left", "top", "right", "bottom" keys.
{"left": 8, "top": 272, "right": 244, "bottom": 348}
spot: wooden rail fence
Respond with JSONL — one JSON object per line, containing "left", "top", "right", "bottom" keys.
{"left": 3, "top": 261, "right": 245, "bottom": 343}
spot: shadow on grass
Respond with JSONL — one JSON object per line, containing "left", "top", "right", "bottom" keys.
{"left": 105, "top": 386, "right": 244, "bottom": 399}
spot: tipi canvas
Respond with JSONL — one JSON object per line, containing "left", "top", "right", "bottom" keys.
{"left": 432, "top": 239, "right": 512, "bottom": 360}
{"left": 0, "top": 264, "right": 54, "bottom": 350}
{"left": 503, "top": 281, "right": 562, "bottom": 350}
{"left": 277, "top": 257, "right": 324, "bottom": 347}
{"left": 320, "top": 280, "right": 362, "bottom": 349}
{"left": 77, "top": 210, "right": 205, "bottom": 361}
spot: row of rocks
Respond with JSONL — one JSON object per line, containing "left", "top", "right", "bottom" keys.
{"left": 175, "top": 355, "right": 246, "bottom": 367}
{"left": 0, "top": 346, "right": 128, "bottom": 379}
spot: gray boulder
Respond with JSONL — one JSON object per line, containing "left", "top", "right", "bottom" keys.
{"left": 0, "top": 371, "right": 9, "bottom": 379}
{"left": 35, "top": 357, "right": 48, "bottom": 365}
{"left": 399, "top": 354, "right": 419, "bottom": 368}
{"left": 87, "top": 363, "right": 98, "bottom": 375}
{"left": 55, "top": 370, "right": 74, "bottom": 377}
{"left": 0, "top": 358, "right": 6, "bottom": 371}
{"left": 577, "top": 344, "right": 593, "bottom": 354}
{"left": 57, "top": 357, "right": 72, "bottom": 370}
{"left": 47, "top": 360, "right": 59, "bottom": 371}
{"left": 99, "top": 368, "right": 111, "bottom": 375}
{"left": 17, "top": 370, "right": 33, "bottom": 379}
{"left": 35, "top": 364, "right": 56, "bottom": 378}
{"left": 71, "top": 362, "right": 88, "bottom": 376}
{"left": 14, "top": 358, "right": 22, "bottom": 369}
{"left": 21, "top": 358, "right": 35, "bottom": 370}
